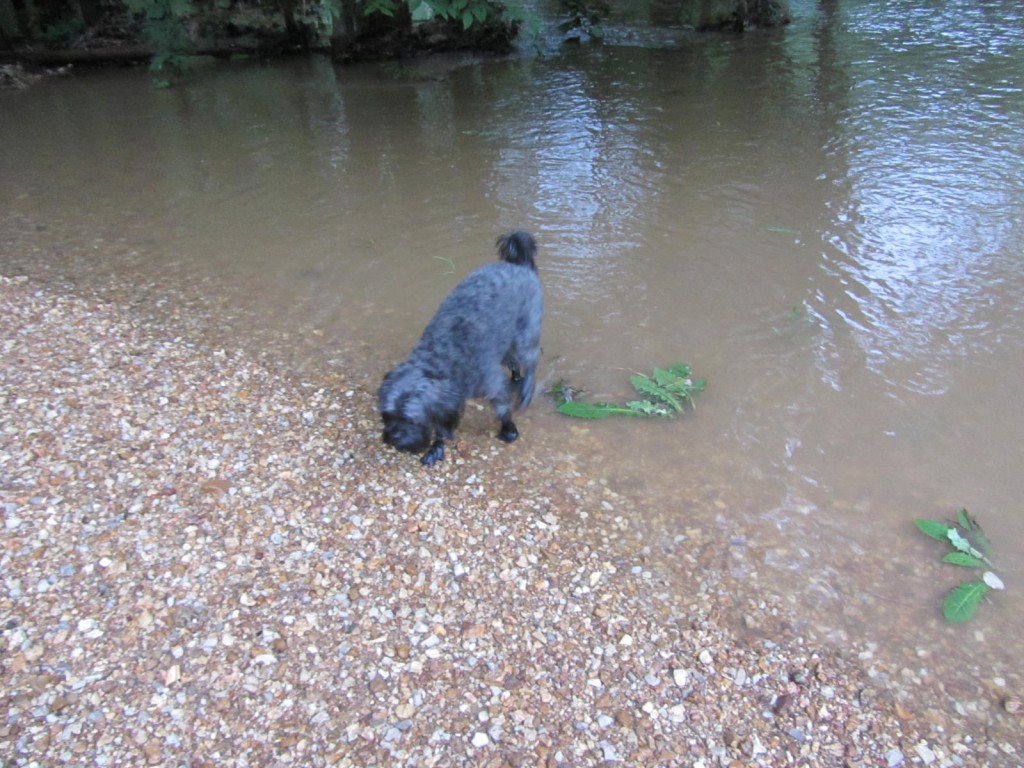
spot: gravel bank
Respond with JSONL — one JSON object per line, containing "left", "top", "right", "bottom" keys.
{"left": 1, "top": 275, "right": 1019, "bottom": 767}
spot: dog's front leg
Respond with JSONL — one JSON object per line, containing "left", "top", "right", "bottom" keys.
{"left": 420, "top": 413, "right": 459, "bottom": 466}
{"left": 420, "top": 440, "right": 446, "bottom": 466}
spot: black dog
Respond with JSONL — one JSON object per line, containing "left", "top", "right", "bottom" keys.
{"left": 378, "top": 231, "right": 543, "bottom": 466}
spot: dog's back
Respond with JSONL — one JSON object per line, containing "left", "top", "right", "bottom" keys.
{"left": 414, "top": 234, "right": 542, "bottom": 406}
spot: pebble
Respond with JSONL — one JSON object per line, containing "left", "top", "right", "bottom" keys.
{"left": 599, "top": 741, "right": 621, "bottom": 762}
{"left": 913, "top": 743, "right": 936, "bottom": 765}
{"left": 886, "top": 748, "right": 905, "bottom": 767}
{"left": 470, "top": 732, "right": 490, "bottom": 748}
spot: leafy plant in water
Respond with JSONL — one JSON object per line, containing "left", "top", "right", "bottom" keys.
{"left": 915, "top": 508, "right": 1004, "bottom": 623}
{"left": 433, "top": 254, "right": 455, "bottom": 275}
{"left": 554, "top": 364, "right": 705, "bottom": 419}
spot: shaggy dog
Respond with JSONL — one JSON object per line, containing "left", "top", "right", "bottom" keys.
{"left": 378, "top": 231, "right": 543, "bottom": 466}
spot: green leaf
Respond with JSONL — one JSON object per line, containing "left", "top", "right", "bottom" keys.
{"left": 630, "top": 375, "right": 683, "bottom": 412}
{"left": 956, "top": 508, "right": 974, "bottom": 530}
{"left": 943, "top": 581, "right": 989, "bottom": 623}
{"left": 652, "top": 367, "right": 681, "bottom": 388}
{"left": 462, "top": 9, "right": 473, "bottom": 28}
{"left": 557, "top": 401, "right": 636, "bottom": 419}
{"left": 946, "top": 528, "right": 973, "bottom": 554}
{"left": 941, "top": 552, "right": 986, "bottom": 568}
{"left": 915, "top": 518, "right": 952, "bottom": 542}
{"left": 624, "top": 400, "right": 672, "bottom": 417}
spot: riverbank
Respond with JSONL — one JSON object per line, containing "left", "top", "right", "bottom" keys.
{"left": 2, "top": 274, "right": 1019, "bottom": 766}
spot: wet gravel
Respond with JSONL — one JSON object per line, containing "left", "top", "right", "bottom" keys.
{"left": 2, "top": 274, "right": 1022, "bottom": 767}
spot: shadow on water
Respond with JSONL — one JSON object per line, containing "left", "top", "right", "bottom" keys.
{"left": 3, "top": 0, "right": 1024, "bottom": 721}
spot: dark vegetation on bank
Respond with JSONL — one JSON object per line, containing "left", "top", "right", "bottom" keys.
{"left": 0, "top": 0, "right": 789, "bottom": 75}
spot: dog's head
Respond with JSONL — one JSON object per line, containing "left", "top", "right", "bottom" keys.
{"left": 381, "top": 411, "right": 433, "bottom": 455}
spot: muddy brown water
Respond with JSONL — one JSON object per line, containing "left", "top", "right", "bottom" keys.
{"left": 3, "top": 0, "right": 1024, "bottom": 725}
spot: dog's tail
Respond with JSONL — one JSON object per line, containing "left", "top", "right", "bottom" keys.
{"left": 496, "top": 230, "right": 537, "bottom": 271}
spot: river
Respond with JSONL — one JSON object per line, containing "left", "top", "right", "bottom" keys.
{"left": 3, "top": 0, "right": 1023, "bottom": 730}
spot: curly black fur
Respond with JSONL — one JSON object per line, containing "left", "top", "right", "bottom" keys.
{"left": 378, "top": 231, "right": 543, "bottom": 466}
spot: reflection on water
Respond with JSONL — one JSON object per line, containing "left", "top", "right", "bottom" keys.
{"left": 821, "top": 0, "right": 1024, "bottom": 398}
{"left": 3, "top": 0, "right": 1024, "bottom": 718}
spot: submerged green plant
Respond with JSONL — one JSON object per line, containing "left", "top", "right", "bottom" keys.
{"left": 554, "top": 364, "right": 705, "bottom": 419}
{"left": 915, "top": 508, "right": 1004, "bottom": 623}
{"left": 433, "top": 254, "right": 455, "bottom": 275}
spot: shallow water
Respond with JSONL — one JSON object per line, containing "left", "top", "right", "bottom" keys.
{"left": 3, "top": 0, "right": 1024, "bottom": 710}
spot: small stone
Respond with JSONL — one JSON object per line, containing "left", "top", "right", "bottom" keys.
{"left": 599, "top": 741, "right": 620, "bottom": 762}
{"left": 913, "top": 743, "right": 936, "bottom": 765}
{"left": 143, "top": 739, "right": 163, "bottom": 765}
{"left": 470, "top": 732, "right": 490, "bottom": 748}
{"left": 885, "top": 748, "right": 904, "bottom": 767}
{"left": 613, "top": 710, "right": 635, "bottom": 728}
{"left": 673, "top": 668, "right": 689, "bottom": 688}
{"left": 668, "top": 704, "right": 686, "bottom": 722}
{"left": 164, "top": 665, "right": 181, "bottom": 685}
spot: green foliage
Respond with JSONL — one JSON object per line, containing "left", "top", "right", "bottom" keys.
{"left": 40, "top": 17, "right": 86, "bottom": 47}
{"left": 370, "top": 0, "right": 494, "bottom": 28}
{"left": 558, "top": 0, "right": 608, "bottom": 41}
{"left": 943, "top": 581, "right": 990, "bottom": 624}
{"left": 555, "top": 364, "right": 705, "bottom": 419}
{"left": 124, "top": 0, "right": 196, "bottom": 79}
{"left": 914, "top": 509, "right": 1004, "bottom": 624}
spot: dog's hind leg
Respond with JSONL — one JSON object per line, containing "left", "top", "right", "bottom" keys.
{"left": 503, "top": 352, "right": 535, "bottom": 410}
{"left": 497, "top": 419, "right": 519, "bottom": 443}
{"left": 490, "top": 396, "right": 519, "bottom": 444}
{"left": 512, "top": 347, "right": 539, "bottom": 409}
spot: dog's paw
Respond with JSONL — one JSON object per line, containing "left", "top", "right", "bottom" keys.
{"left": 497, "top": 422, "right": 519, "bottom": 443}
{"left": 420, "top": 441, "right": 446, "bottom": 466}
